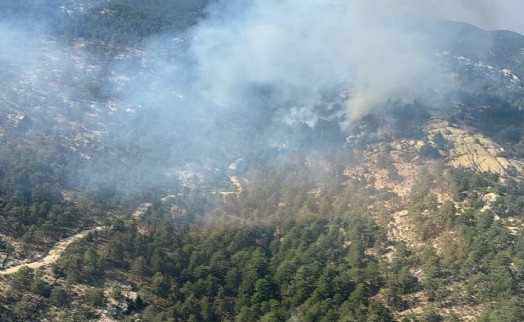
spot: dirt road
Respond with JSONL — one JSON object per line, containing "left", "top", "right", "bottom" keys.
{"left": 0, "top": 227, "right": 105, "bottom": 275}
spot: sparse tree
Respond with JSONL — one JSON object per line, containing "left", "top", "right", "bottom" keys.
{"left": 51, "top": 285, "right": 71, "bottom": 307}
{"left": 13, "top": 295, "right": 39, "bottom": 320}
{"left": 84, "top": 287, "right": 106, "bottom": 307}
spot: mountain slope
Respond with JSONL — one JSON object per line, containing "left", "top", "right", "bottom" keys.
{"left": 0, "top": 3, "right": 524, "bottom": 321}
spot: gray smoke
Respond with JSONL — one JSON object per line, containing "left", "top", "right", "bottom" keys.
{"left": 1, "top": 0, "right": 523, "bottom": 200}
{"left": 111, "top": 0, "right": 432, "bottom": 133}
{"left": 187, "top": 0, "right": 436, "bottom": 128}
{"left": 121, "top": 0, "right": 524, "bottom": 131}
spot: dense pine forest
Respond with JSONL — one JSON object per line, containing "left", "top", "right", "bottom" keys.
{"left": 1, "top": 0, "right": 524, "bottom": 321}
{"left": 2, "top": 153, "right": 524, "bottom": 321}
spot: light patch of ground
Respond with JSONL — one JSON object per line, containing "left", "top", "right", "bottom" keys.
{"left": 503, "top": 216, "right": 523, "bottom": 235}
{"left": 386, "top": 210, "right": 423, "bottom": 249}
{"left": 507, "top": 226, "right": 521, "bottom": 234}
{"left": 228, "top": 158, "right": 244, "bottom": 171}
{"left": 388, "top": 142, "right": 425, "bottom": 196}
{"left": 230, "top": 176, "right": 243, "bottom": 192}
{"left": 344, "top": 141, "right": 423, "bottom": 197}
{"left": 98, "top": 284, "right": 138, "bottom": 322}
{"left": 220, "top": 176, "right": 244, "bottom": 196}
{"left": 131, "top": 202, "right": 154, "bottom": 235}
{"left": 0, "top": 234, "right": 27, "bottom": 269}
{"left": 132, "top": 202, "right": 152, "bottom": 219}
{"left": 481, "top": 192, "right": 498, "bottom": 213}
{"left": 0, "top": 227, "right": 106, "bottom": 275}
{"left": 398, "top": 299, "right": 483, "bottom": 322}
{"left": 96, "top": 316, "right": 118, "bottom": 322}
{"left": 428, "top": 121, "right": 523, "bottom": 176}
{"left": 343, "top": 120, "right": 523, "bottom": 321}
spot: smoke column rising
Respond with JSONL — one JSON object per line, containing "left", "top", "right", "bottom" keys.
{"left": 179, "top": 0, "right": 524, "bottom": 129}
{"left": 84, "top": 0, "right": 524, "bottom": 138}
{"left": 185, "top": 0, "right": 438, "bottom": 129}
{"left": 1, "top": 0, "right": 523, "bottom": 198}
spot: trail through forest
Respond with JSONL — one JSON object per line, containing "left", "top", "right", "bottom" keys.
{"left": 0, "top": 227, "right": 105, "bottom": 275}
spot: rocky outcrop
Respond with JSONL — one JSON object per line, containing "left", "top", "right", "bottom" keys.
{"left": 428, "top": 121, "right": 524, "bottom": 176}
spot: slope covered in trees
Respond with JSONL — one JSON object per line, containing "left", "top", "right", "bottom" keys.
{"left": 0, "top": 1, "right": 524, "bottom": 321}
{"left": 0, "top": 0, "right": 210, "bottom": 45}
{"left": 1, "top": 151, "right": 523, "bottom": 321}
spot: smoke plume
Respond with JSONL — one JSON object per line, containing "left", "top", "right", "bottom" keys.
{"left": 1, "top": 0, "right": 523, "bottom": 200}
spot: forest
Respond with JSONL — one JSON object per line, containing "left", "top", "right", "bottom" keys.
{"left": 0, "top": 0, "right": 210, "bottom": 46}
{"left": 2, "top": 152, "right": 523, "bottom": 321}
{"left": 1, "top": 0, "right": 524, "bottom": 321}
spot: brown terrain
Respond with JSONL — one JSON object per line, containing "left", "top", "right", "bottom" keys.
{"left": 343, "top": 119, "right": 524, "bottom": 320}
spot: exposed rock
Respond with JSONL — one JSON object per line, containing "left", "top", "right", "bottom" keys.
{"left": 428, "top": 121, "right": 523, "bottom": 175}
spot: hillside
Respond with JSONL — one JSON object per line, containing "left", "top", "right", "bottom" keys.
{"left": 3, "top": 106, "right": 523, "bottom": 321}
{"left": 0, "top": 1, "right": 524, "bottom": 322}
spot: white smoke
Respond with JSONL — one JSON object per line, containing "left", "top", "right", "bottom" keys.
{"left": 187, "top": 0, "right": 439, "bottom": 128}
{"left": 107, "top": 0, "right": 524, "bottom": 133}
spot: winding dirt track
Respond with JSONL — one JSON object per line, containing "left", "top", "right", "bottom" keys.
{"left": 0, "top": 227, "right": 105, "bottom": 275}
